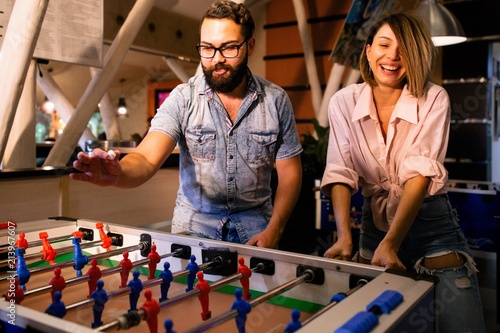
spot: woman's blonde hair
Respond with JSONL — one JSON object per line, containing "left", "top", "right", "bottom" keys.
{"left": 359, "top": 13, "right": 436, "bottom": 98}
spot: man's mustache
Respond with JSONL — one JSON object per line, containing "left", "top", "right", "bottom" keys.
{"left": 213, "top": 65, "right": 232, "bottom": 71}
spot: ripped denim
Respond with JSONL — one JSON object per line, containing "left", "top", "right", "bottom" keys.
{"left": 359, "top": 194, "right": 486, "bottom": 333}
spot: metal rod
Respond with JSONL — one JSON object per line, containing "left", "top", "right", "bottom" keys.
{"left": 184, "top": 269, "right": 314, "bottom": 333}
{"left": 24, "top": 251, "right": 177, "bottom": 297}
{"left": 21, "top": 243, "right": 146, "bottom": 277}
{"left": 0, "top": 240, "right": 102, "bottom": 265}
{"left": 22, "top": 250, "right": 180, "bottom": 298}
{"left": 301, "top": 279, "right": 368, "bottom": 326}
{"left": 0, "top": 234, "right": 73, "bottom": 252}
{"left": 97, "top": 261, "right": 261, "bottom": 331}
{"left": 66, "top": 260, "right": 214, "bottom": 314}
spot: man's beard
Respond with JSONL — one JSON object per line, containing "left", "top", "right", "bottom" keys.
{"left": 202, "top": 57, "right": 248, "bottom": 94}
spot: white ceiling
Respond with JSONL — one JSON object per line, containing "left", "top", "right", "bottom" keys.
{"left": 36, "top": 0, "right": 266, "bottom": 109}
{"left": 153, "top": 0, "right": 264, "bottom": 19}
{"left": 153, "top": 0, "right": 215, "bottom": 20}
{"left": 36, "top": 0, "right": 213, "bottom": 108}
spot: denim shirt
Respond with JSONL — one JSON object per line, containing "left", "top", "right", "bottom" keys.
{"left": 149, "top": 72, "right": 303, "bottom": 243}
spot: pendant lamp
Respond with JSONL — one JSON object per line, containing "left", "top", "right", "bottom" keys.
{"left": 413, "top": 0, "right": 466, "bottom": 47}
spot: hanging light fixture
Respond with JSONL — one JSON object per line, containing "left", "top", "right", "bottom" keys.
{"left": 117, "top": 78, "right": 128, "bottom": 117}
{"left": 41, "top": 96, "right": 55, "bottom": 114}
{"left": 117, "top": 97, "right": 127, "bottom": 117}
{"left": 413, "top": 0, "right": 466, "bottom": 47}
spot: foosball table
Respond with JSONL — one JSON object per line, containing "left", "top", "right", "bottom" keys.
{"left": 0, "top": 218, "right": 436, "bottom": 333}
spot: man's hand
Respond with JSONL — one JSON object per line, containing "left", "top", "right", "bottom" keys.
{"left": 69, "top": 148, "right": 122, "bottom": 186}
{"left": 246, "top": 228, "right": 280, "bottom": 249}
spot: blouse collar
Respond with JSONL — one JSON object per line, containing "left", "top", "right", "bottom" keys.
{"left": 352, "top": 83, "right": 419, "bottom": 125}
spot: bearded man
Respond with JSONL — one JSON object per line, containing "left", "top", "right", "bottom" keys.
{"left": 70, "top": 1, "right": 303, "bottom": 249}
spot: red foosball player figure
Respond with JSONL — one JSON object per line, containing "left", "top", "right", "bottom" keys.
{"left": 86, "top": 258, "right": 102, "bottom": 297}
{"left": 3, "top": 277, "right": 24, "bottom": 304}
{"left": 119, "top": 251, "right": 133, "bottom": 288}
{"left": 237, "top": 257, "right": 252, "bottom": 300}
{"left": 147, "top": 244, "right": 161, "bottom": 280}
{"left": 195, "top": 271, "right": 211, "bottom": 320}
{"left": 96, "top": 222, "right": 112, "bottom": 252}
{"left": 140, "top": 289, "right": 160, "bottom": 333}
{"left": 39, "top": 231, "right": 56, "bottom": 265}
{"left": 49, "top": 267, "right": 66, "bottom": 302}
{"left": 16, "top": 232, "right": 29, "bottom": 250}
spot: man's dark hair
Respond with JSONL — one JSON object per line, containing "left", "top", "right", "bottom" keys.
{"left": 201, "top": 1, "right": 255, "bottom": 40}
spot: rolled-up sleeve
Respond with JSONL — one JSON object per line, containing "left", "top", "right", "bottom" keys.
{"left": 399, "top": 88, "right": 450, "bottom": 195}
{"left": 321, "top": 93, "right": 359, "bottom": 196}
{"left": 401, "top": 156, "right": 448, "bottom": 194}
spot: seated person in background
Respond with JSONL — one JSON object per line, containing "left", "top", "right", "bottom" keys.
{"left": 70, "top": 0, "right": 302, "bottom": 249}
{"left": 320, "top": 13, "right": 485, "bottom": 332}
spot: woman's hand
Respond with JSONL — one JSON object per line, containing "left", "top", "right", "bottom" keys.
{"left": 323, "top": 238, "right": 353, "bottom": 261}
{"left": 371, "top": 240, "right": 406, "bottom": 270}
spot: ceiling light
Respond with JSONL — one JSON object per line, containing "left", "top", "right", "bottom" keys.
{"left": 41, "top": 97, "right": 55, "bottom": 114}
{"left": 117, "top": 78, "right": 128, "bottom": 117}
{"left": 117, "top": 97, "right": 128, "bottom": 117}
{"left": 413, "top": 0, "right": 466, "bottom": 47}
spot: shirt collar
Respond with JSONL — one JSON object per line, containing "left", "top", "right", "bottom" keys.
{"left": 352, "top": 84, "right": 419, "bottom": 125}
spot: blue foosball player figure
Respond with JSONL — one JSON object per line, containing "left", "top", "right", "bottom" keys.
{"left": 91, "top": 280, "right": 108, "bottom": 328}
{"left": 15, "top": 248, "right": 30, "bottom": 291}
{"left": 72, "top": 236, "right": 89, "bottom": 277}
{"left": 231, "top": 288, "right": 251, "bottom": 333}
{"left": 128, "top": 270, "right": 143, "bottom": 311}
{"left": 45, "top": 291, "right": 66, "bottom": 318}
{"left": 164, "top": 318, "right": 176, "bottom": 333}
{"left": 284, "top": 309, "right": 302, "bottom": 333}
{"left": 159, "top": 261, "right": 173, "bottom": 302}
{"left": 185, "top": 255, "right": 199, "bottom": 292}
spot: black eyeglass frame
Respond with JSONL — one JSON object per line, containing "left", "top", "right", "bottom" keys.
{"left": 196, "top": 40, "right": 248, "bottom": 59}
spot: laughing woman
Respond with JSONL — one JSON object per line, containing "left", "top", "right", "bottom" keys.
{"left": 320, "top": 13, "right": 485, "bottom": 333}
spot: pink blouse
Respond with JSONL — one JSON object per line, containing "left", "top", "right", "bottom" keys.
{"left": 321, "top": 82, "right": 450, "bottom": 232}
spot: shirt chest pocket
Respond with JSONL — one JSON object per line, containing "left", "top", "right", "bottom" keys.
{"left": 186, "top": 129, "right": 216, "bottom": 163}
{"left": 247, "top": 132, "right": 278, "bottom": 166}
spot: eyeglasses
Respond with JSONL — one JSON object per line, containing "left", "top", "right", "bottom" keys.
{"left": 196, "top": 40, "right": 247, "bottom": 59}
